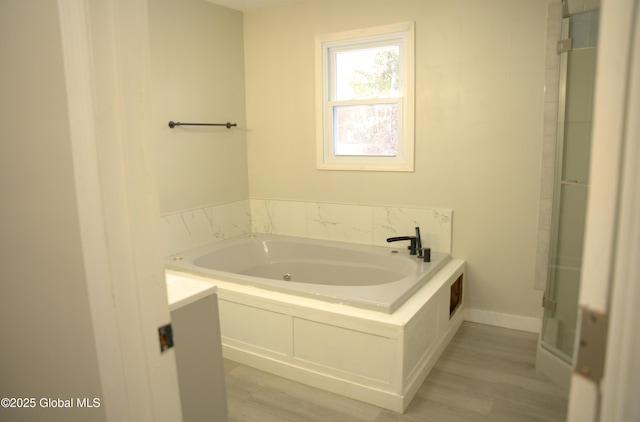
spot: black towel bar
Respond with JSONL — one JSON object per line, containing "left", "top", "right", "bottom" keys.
{"left": 168, "top": 121, "right": 236, "bottom": 129}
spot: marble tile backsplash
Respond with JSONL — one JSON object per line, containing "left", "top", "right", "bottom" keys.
{"left": 160, "top": 200, "right": 252, "bottom": 256}
{"left": 250, "top": 199, "right": 452, "bottom": 253}
{"left": 161, "top": 199, "right": 453, "bottom": 256}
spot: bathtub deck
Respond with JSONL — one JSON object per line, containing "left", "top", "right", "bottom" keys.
{"left": 224, "top": 322, "right": 569, "bottom": 422}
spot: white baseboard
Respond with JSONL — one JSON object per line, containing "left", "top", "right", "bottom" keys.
{"left": 464, "top": 308, "right": 542, "bottom": 333}
{"left": 535, "top": 342, "right": 571, "bottom": 389}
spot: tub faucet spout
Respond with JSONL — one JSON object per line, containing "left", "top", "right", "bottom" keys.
{"left": 386, "top": 236, "right": 418, "bottom": 255}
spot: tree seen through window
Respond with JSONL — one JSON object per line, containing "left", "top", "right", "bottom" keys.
{"left": 333, "top": 46, "right": 399, "bottom": 156}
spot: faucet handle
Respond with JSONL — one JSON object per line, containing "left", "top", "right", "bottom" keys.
{"left": 408, "top": 238, "right": 417, "bottom": 255}
{"left": 415, "top": 227, "right": 423, "bottom": 258}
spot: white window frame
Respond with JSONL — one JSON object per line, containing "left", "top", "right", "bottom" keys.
{"left": 315, "top": 22, "right": 415, "bottom": 172}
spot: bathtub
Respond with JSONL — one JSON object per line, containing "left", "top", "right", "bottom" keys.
{"left": 166, "top": 233, "right": 451, "bottom": 313}
{"left": 166, "top": 234, "right": 465, "bottom": 412}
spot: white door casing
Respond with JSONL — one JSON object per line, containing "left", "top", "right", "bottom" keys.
{"left": 58, "top": 0, "right": 183, "bottom": 420}
{"left": 567, "top": 0, "right": 640, "bottom": 421}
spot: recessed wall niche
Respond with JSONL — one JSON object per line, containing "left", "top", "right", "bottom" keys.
{"left": 450, "top": 275, "right": 463, "bottom": 318}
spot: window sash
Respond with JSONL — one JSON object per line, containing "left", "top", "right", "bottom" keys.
{"left": 316, "top": 22, "right": 415, "bottom": 172}
{"left": 327, "top": 98, "right": 403, "bottom": 158}
{"left": 328, "top": 42, "right": 402, "bottom": 102}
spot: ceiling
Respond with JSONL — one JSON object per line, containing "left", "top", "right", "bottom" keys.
{"left": 208, "top": 0, "right": 600, "bottom": 15}
{"left": 206, "top": 0, "right": 301, "bottom": 12}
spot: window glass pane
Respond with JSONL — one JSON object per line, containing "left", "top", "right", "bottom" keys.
{"left": 333, "top": 103, "right": 398, "bottom": 156}
{"left": 334, "top": 45, "right": 399, "bottom": 101}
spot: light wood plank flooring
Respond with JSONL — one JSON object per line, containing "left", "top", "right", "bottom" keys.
{"left": 223, "top": 322, "right": 568, "bottom": 421}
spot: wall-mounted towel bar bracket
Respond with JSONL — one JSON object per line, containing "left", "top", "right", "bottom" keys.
{"left": 168, "top": 121, "right": 237, "bottom": 129}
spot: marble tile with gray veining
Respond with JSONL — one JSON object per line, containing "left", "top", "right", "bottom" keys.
{"left": 161, "top": 207, "right": 215, "bottom": 256}
{"left": 212, "top": 200, "right": 252, "bottom": 240}
{"left": 250, "top": 199, "right": 307, "bottom": 237}
{"left": 373, "top": 206, "right": 452, "bottom": 253}
{"left": 249, "top": 199, "right": 271, "bottom": 233}
{"left": 161, "top": 213, "right": 192, "bottom": 257}
{"left": 162, "top": 200, "right": 454, "bottom": 258}
{"left": 161, "top": 200, "right": 251, "bottom": 256}
{"left": 307, "top": 202, "right": 373, "bottom": 245}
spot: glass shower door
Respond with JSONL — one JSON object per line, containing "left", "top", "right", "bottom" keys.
{"left": 541, "top": 12, "right": 598, "bottom": 363}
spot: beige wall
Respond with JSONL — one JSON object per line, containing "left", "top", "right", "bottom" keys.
{"left": 0, "top": 1, "right": 106, "bottom": 420}
{"left": 149, "top": 0, "right": 249, "bottom": 215}
{"left": 244, "top": 0, "right": 549, "bottom": 318}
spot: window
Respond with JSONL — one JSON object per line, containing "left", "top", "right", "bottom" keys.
{"left": 316, "top": 22, "right": 415, "bottom": 171}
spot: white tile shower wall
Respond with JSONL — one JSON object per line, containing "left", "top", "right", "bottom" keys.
{"left": 250, "top": 199, "right": 452, "bottom": 253}
{"left": 161, "top": 200, "right": 252, "bottom": 256}
{"left": 534, "top": 2, "right": 563, "bottom": 290}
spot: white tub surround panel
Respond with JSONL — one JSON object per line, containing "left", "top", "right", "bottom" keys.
{"left": 251, "top": 199, "right": 452, "bottom": 253}
{"left": 175, "top": 259, "right": 466, "bottom": 412}
{"left": 161, "top": 200, "right": 251, "bottom": 256}
{"left": 219, "top": 300, "right": 293, "bottom": 359}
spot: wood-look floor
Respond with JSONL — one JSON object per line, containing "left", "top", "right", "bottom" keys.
{"left": 223, "top": 322, "right": 569, "bottom": 421}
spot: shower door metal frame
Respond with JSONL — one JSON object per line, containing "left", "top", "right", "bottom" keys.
{"left": 540, "top": 17, "right": 574, "bottom": 364}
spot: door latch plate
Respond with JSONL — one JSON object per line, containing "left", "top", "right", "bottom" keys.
{"left": 158, "top": 323, "right": 174, "bottom": 353}
{"left": 575, "top": 307, "right": 608, "bottom": 383}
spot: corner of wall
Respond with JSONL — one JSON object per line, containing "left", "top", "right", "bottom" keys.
{"left": 160, "top": 200, "right": 251, "bottom": 256}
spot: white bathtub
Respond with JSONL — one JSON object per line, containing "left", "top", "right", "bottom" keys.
{"left": 166, "top": 233, "right": 451, "bottom": 313}
{"left": 166, "top": 234, "right": 465, "bottom": 412}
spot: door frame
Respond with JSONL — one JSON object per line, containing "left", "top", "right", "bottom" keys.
{"left": 58, "top": 0, "right": 183, "bottom": 420}
{"left": 567, "top": 0, "right": 640, "bottom": 420}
